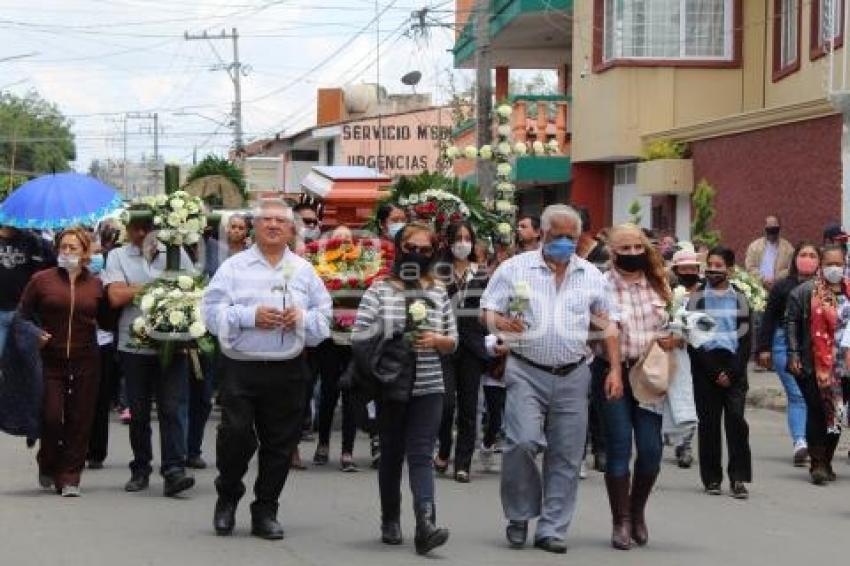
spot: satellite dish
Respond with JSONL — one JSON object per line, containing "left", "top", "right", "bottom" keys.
{"left": 401, "top": 71, "right": 422, "bottom": 86}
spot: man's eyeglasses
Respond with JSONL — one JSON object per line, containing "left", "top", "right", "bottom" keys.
{"left": 402, "top": 244, "right": 433, "bottom": 255}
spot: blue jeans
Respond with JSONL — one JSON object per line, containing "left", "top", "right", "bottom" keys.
{"left": 121, "top": 352, "right": 189, "bottom": 477}
{"left": 0, "top": 310, "right": 15, "bottom": 356}
{"left": 772, "top": 329, "right": 807, "bottom": 445}
{"left": 603, "top": 367, "right": 663, "bottom": 478}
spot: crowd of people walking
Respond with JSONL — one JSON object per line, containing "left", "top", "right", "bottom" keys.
{"left": 2, "top": 201, "right": 849, "bottom": 556}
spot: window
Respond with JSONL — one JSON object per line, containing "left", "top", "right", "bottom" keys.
{"left": 289, "top": 150, "right": 319, "bottom": 162}
{"left": 614, "top": 163, "right": 637, "bottom": 186}
{"left": 601, "top": 0, "right": 734, "bottom": 62}
{"left": 812, "top": 0, "right": 845, "bottom": 60}
{"left": 773, "top": 0, "right": 801, "bottom": 81}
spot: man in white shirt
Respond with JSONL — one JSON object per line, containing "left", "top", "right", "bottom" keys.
{"left": 481, "top": 204, "right": 621, "bottom": 554}
{"left": 202, "top": 199, "right": 331, "bottom": 540}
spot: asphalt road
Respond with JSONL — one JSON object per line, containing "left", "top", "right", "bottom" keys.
{"left": 0, "top": 408, "right": 844, "bottom": 566}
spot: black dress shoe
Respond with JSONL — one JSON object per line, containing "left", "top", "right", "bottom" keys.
{"left": 124, "top": 474, "right": 149, "bottom": 492}
{"left": 534, "top": 537, "right": 568, "bottom": 554}
{"left": 251, "top": 517, "right": 285, "bottom": 540}
{"left": 214, "top": 498, "right": 237, "bottom": 536}
{"left": 163, "top": 471, "right": 195, "bottom": 497}
{"left": 381, "top": 520, "right": 403, "bottom": 545}
{"left": 506, "top": 520, "right": 528, "bottom": 548}
{"left": 187, "top": 456, "right": 207, "bottom": 469}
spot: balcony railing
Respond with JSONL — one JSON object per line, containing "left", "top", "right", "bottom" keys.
{"left": 508, "top": 94, "right": 570, "bottom": 153}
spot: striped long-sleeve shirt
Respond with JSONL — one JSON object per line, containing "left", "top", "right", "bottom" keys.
{"left": 354, "top": 279, "right": 458, "bottom": 396}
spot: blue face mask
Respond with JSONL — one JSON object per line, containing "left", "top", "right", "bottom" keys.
{"left": 543, "top": 236, "right": 576, "bottom": 263}
{"left": 89, "top": 253, "right": 105, "bottom": 274}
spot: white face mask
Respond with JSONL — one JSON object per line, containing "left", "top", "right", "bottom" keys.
{"left": 823, "top": 265, "right": 844, "bottom": 284}
{"left": 388, "top": 222, "right": 405, "bottom": 239}
{"left": 303, "top": 227, "right": 321, "bottom": 241}
{"left": 57, "top": 253, "right": 81, "bottom": 271}
{"left": 451, "top": 241, "right": 473, "bottom": 260}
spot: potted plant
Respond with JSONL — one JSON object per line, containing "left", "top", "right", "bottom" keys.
{"left": 636, "top": 139, "right": 694, "bottom": 197}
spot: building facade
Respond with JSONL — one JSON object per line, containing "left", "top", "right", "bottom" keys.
{"left": 453, "top": 0, "right": 845, "bottom": 254}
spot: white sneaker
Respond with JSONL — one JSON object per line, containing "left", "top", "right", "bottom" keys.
{"left": 480, "top": 444, "right": 495, "bottom": 473}
{"left": 61, "top": 485, "right": 80, "bottom": 497}
{"left": 579, "top": 461, "right": 588, "bottom": 480}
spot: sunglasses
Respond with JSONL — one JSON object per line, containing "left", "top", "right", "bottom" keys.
{"left": 402, "top": 244, "right": 434, "bottom": 255}
{"left": 301, "top": 218, "right": 319, "bottom": 227}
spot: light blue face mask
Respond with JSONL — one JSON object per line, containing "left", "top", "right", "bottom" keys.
{"left": 543, "top": 236, "right": 577, "bottom": 263}
{"left": 89, "top": 253, "right": 105, "bottom": 274}
{"left": 388, "top": 222, "right": 405, "bottom": 239}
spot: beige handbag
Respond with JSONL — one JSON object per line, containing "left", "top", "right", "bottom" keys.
{"left": 629, "top": 342, "right": 677, "bottom": 404}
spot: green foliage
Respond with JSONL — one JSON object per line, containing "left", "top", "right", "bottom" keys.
{"left": 0, "top": 174, "right": 27, "bottom": 202}
{"left": 365, "top": 171, "right": 498, "bottom": 236}
{"left": 643, "top": 139, "right": 687, "bottom": 161}
{"left": 0, "top": 91, "right": 76, "bottom": 176}
{"left": 691, "top": 178, "right": 721, "bottom": 248}
{"left": 185, "top": 155, "right": 247, "bottom": 206}
{"left": 628, "top": 199, "right": 643, "bottom": 225}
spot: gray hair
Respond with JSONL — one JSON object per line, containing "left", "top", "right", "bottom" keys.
{"left": 252, "top": 198, "right": 293, "bottom": 221}
{"left": 541, "top": 204, "right": 583, "bottom": 233}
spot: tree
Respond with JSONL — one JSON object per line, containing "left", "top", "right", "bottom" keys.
{"left": 691, "top": 178, "right": 721, "bottom": 247}
{"left": 185, "top": 155, "right": 247, "bottom": 205}
{"left": 628, "top": 199, "right": 643, "bottom": 225}
{"left": 0, "top": 91, "right": 76, "bottom": 177}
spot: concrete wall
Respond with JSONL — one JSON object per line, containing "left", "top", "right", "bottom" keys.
{"left": 691, "top": 115, "right": 842, "bottom": 259}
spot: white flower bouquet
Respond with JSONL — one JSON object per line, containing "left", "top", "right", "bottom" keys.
{"left": 127, "top": 190, "right": 207, "bottom": 247}
{"left": 730, "top": 267, "right": 768, "bottom": 312}
{"left": 129, "top": 275, "right": 216, "bottom": 365}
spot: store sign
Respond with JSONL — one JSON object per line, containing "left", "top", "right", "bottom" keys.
{"left": 340, "top": 109, "right": 451, "bottom": 176}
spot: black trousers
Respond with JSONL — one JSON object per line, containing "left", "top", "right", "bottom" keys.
{"left": 692, "top": 351, "right": 752, "bottom": 486}
{"left": 796, "top": 372, "right": 841, "bottom": 450}
{"left": 88, "top": 343, "right": 119, "bottom": 463}
{"left": 316, "top": 340, "right": 356, "bottom": 454}
{"left": 378, "top": 394, "right": 443, "bottom": 521}
{"left": 482, "top": 385, "right": 506, "bottom": 448}
{"left": 437, "top": 350, "right": 484, "bottom": 472}
{"left": 215, "top": 356, "right": 308, "bottom": 518}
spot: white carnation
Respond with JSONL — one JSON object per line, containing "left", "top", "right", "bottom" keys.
{"left": 168, "top": 310, "right": 186, "bottom": 327}
{"left": 497, "top": 163, "right": 512, "bottom": 177}
{"left": 140, "top": 295, "right": 155, "bottom": 313}
{"left": 514, "top": 142, "right": 528, "bottom": 156}
{"left": 185, "top": 232, "right": 200, "bottom": 245}
{"left": 170, "top": 198, "right": 185, "bottom": 210}
{"left": 189, "top": 321, "right": 206, "bottom": 338}
{"left": 497, "top": 124, "right": 512, "bottom": 137}
{"left": 497, "top": 142, "right": 512, "bottom": 156}
{"left": 464, "top": 146, "right": 479, "bottom": 160}
{"left": 132, "top": 317, "right": 147, "bottom": 334}
{"left": 479, "top": 145, "right": 493, "bottom": 160}
{"left": 177, "top": 275, "right": 194, "bottom": 291}
{"left": 408, "top": 301, "right": 428, "bottom": 322}
{"left": 532, "top": 141, "right": 545, "bottom": 154}
{"left": 496, "top": 104, "right": 513, "bottom": 119}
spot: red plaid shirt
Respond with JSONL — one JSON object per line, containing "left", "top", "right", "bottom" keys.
{"left": 606, "top": 269, "right": 667, "bottom": 361}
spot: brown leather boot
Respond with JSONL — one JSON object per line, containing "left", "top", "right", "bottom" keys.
{"left": 630, "top": 473, "right": 658, "bottom": 546}
{"left": 604, "top": 474, "right": 632, "bottom": 550}
{"left": 809, "top": 446, "right": 829, "bottom": 485}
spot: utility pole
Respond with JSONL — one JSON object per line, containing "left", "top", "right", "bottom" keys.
{"left": 184, "top": 28, "right": 246, "bottom": 154}
{"left": 122, "top": 115, "right": 128, "bottom": 196}
{"left": 375, "top": 0, "right": 383, "bottom": 172}
{"left": 126, "top": 112, "right": 160, "bottom": 195}
{"left": 474, "top": 0, "right": 494, "bottom": 200}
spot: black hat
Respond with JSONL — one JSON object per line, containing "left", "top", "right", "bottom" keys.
{"left": 824, "top": 223, "right": 848, "bottom": 242}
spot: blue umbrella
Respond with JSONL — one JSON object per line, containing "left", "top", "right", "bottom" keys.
{"left": 0, "top": 172, "right": 123, "bottom": 229}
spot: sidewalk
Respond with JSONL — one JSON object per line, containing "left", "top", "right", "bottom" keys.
{"left": 746, "top": 363, "right": 787, "bottom": 412}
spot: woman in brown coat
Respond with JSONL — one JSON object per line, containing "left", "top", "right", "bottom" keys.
{"left": 19, "top": 227, "right": 108, "bottom": 497}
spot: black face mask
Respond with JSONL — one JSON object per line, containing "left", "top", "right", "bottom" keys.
{"left": 677, "top": 273, "right": 701, "bottom": 288}
{"left": 614, "top": 252, "right": 649, "bottom": 273}
{"left": 765, "top": 226, "right": 780, "bottom": 238}
{"left": 705, "top": 270, "right": 727, "bottom": 286}
{"left": 662, "top": 249, "right": 676, "bottom": 261}
{"left": 394, "top": 252, "right": 433, "bottom": 281}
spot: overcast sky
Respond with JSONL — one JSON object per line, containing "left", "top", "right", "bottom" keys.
{"left": 1, "top": 0, "right": 460, "bottom": 171}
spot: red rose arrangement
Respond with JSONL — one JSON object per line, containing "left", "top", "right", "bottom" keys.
{"left": 305, "top": 236, "right": 395, "bottom": 309}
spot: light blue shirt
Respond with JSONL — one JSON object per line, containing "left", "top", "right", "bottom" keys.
{"left": 480, "top": 250, "right": 611, "bottom": 366}
{"left": 101, "top": 243, "right": 195, "bottom": 354}
{"left": 759, "top": 240, "right": 778, "bottom": 281}
{"left": 702, "top": 284, "right": 739, "bottom": 353}
{"left": 202, "top": 245, "right": 331, "bottom": 361}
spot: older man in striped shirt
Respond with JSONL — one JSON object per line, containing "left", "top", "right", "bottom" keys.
{"left": 481, "top": 204, "right": 622, "bottom": 554}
